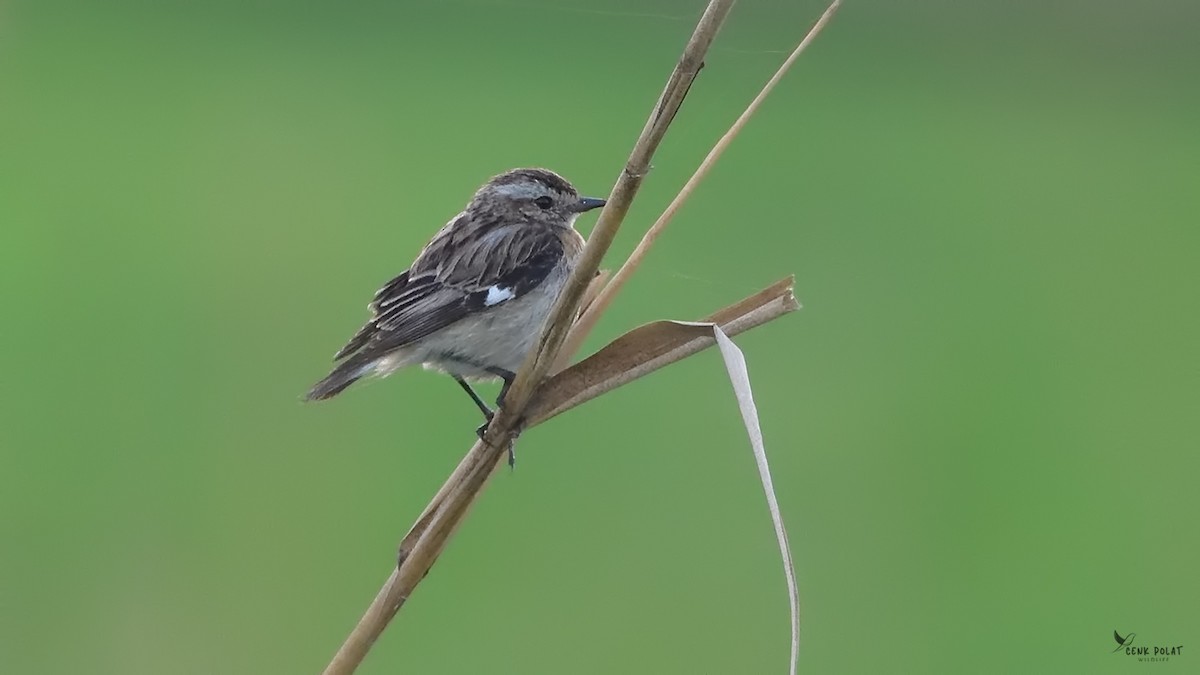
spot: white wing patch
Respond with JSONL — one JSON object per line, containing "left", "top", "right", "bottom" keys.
{"left": 484, "top": 285, "right": 515, "bottom": 306}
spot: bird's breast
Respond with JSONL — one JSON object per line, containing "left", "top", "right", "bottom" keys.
{"left": 418, "top": 262, "right": 571, "bottom": 378}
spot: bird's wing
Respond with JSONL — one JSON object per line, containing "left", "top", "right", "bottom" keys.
{"left": 331, "top": 221, "right": 565, "bottom": 363}
{"left": 330, "top": 270, "right": 408, "bottom": 360}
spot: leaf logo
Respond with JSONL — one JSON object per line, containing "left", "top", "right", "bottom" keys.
{"left": 1114, "top": 630, "right": 1136, "bottom": 652}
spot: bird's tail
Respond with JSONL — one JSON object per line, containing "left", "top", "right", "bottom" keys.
{"left": 304, "top": 358, "right": 373, "bottom": 401}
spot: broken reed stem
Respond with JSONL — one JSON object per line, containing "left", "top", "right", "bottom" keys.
{"left": 560, "top": 0, "right": 843, "bottom": 365}
{"left": 529, "top": 277, "right": 799, "bottom": 425}
{"left": 323, "top": 279, "right": 794, "bottom": 675}
{"left": 321, "top": 3, "right": 736, "bottom": 673}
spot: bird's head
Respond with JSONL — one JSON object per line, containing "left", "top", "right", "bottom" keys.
{"left": 470, "top": 168, "right": 606, "bottom": 228}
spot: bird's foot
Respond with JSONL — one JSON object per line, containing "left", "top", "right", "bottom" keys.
{"left": 505, "top": 415, "right": 528, "bottom": 469}
{"left": 475, "top": 409, "right": 495, "bottom": 442}
{"left": 475, "top": 410, "right": 524, "bottom": 470}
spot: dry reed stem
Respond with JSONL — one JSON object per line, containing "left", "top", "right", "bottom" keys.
{"left": 552, "top": 270, "right": 611, "bottom": 373}
{"left": 559, "top": 0, "right": 843, "bottom": 364}
{"left": 493, "top": 0, "right": 733, "bottom": 425}
{"left": 529, "top": 277, "right": 798, "bottom": 425}
{"left": 326, "top": 280, "right": 797, "bottom": 675}
{"left": 322, "top": 3, "right": 735, "bottom": 673}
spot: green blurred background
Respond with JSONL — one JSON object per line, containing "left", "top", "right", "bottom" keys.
{"left": 2, "top": 0, "right": 1197, "bottom": 672}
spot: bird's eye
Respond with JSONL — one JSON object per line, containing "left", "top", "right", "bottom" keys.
{"left": 534, "top": 196, "right": 553, "bottom": 209}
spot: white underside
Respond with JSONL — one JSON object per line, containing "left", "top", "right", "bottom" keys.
{"left": 368, "top": 264, "right": 567, "bottom": 381}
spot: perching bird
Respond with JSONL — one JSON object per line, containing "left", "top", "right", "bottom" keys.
{"left": 305, "top": 168, "right": 606, "bottom": 439}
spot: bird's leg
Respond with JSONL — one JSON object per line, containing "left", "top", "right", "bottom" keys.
{"left": 486, "top": 367, "right": 517, "bottom": 409}
{"left": 455, "top": 378, "right": 513, "bottom": 466}
{"left": 456, "top": 377, "right": 499, "bottom": 444}
{"left": 454, "top": 376, "right": 494, "bottom": 425}
{"left": 483, "top": 367, "right": 518, "bottom": 467}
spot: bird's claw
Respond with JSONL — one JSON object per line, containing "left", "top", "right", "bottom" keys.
{"left": 475, "top": 411, "right": 522, "bottom": 469}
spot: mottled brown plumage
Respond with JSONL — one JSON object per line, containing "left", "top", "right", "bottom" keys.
{"left": 305, "top": 168, "right": 604, "bottom": 406}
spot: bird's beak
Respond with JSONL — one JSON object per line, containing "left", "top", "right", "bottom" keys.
{"left": 573, "top": 196, "right": 607, "bottom": 213}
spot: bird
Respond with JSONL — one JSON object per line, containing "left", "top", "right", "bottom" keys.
{"left": 305, "top": 167, "right": 606, "bottom": 445}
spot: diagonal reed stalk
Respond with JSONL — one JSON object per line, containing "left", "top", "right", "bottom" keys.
{"left": 322, "top": 1, "right": 841, "bottom": 672}
{"left": 531, "top": 277, "right": 799, "bottom": 425}
{"left": 322, "top": 2, "right": 736, "bottom": 673}
{"left": 325, "top": 280, "right": 797, "bottom": 675}
{"left": 559, "top": 0, "right": 843, "bottom": 365}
